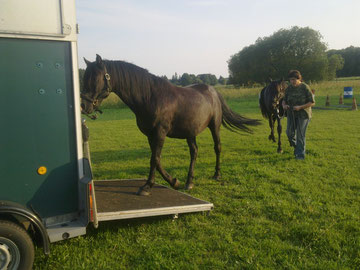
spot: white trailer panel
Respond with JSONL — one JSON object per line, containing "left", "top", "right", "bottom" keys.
{"left": 0, "top": 0, "right": 78, "bottom": 41}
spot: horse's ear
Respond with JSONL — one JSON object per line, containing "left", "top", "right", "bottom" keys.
{"left": 268, "top": 77, "right": 273, "bottom": 82}
{"left": 84, "top": 57, "right": 91, "bottom": 67}
{"left": 96, "top": 54, "right": 104, "bottom": 67}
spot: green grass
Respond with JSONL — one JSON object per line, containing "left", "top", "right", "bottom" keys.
{"left": 33, "top": 82, "right": 360, "bottom": 269}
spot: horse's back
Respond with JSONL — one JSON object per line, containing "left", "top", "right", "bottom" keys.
{"left": 165, "top": 84, "right": 221, "bottom": 138}
{"left": 177, "top": 83, "right": 218, "bottom": 103}
{"left": 185, "top": 83, "right": 210, "bottom": 92}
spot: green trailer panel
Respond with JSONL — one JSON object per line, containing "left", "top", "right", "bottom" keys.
{"left": 0, "top": 38, "right": 78, "bottom": 218}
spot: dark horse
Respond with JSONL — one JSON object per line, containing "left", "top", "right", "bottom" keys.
{"left": 81, "top": 54, "right": 260, "bottom": 196}
{"left": 259, "top": 79, "right": 287, "bottom": 153}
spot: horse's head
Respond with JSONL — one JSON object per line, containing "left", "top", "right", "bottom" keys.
{"left": 268, "top": 78, "right": 287, "bottom": 96}
{"left": 81, "top": 54, "right": 112, "bottom": 117}
{"left": 266, "top": 78, "right": 287, "bottom": 113}
{"left": 277, "top": 78, "right": 287, "bottom": 95}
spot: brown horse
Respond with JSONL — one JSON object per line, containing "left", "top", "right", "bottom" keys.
{"left": 81, "top": 54, "right": 260, "bottom": 195}
{"left": 259, "top": 79, "right": 287, "bottom": 153}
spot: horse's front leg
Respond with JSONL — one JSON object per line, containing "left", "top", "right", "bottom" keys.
{"left": 268, "top": 115, "right": 276, "bottom": 142}
{"left": 152, "top": 136, "right": 179, "bottom": 190}
{"left": 276, "top": 116, "right": 283, "bottom": 153}
{"left": 136, "top": 132, "right": 165, "bottom": 196}
{"left": 137, "top": 130, "right": 178, "bottom": 196}
{"left": 185, "top": 137, "right": 198, "bottom": 190}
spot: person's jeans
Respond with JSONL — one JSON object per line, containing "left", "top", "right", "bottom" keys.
{"left": 286, "top": 112, "right": 310, "bottom": 159}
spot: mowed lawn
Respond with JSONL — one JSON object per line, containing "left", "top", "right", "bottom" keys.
{"left": 34, "top": 84, "right": 360, "bottom": 269}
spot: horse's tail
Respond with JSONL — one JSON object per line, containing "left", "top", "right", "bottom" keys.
{"left": 216, "top": 90, "right": 261, "bottom": 133}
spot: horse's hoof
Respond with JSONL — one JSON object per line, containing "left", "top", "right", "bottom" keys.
{"left": 185, "top": 183, "right": 194, "bottom": 190}
{"left": 277, "top": 149, "right": 283, "bottom": 154}
{"left": 171, "top": 178, "right": 180, "bottom": 190}
{"left": 213, "top": 173, "right": 221, "bottom": 181}
{"left": 136, "top": 187, "right": 151, "bottom": 196}
{"left": 268, "top": 135, "right": 276, "bottom": 142}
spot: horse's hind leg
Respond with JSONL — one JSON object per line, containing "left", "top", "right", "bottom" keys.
{"left": 185, "top": 137, "right": 198, "bottom": 190}
{"left": 276, "top": 116, "right": 283, "bottom": 153}
{"left": 209, "top": 123, "right": 221, "bottom": 180}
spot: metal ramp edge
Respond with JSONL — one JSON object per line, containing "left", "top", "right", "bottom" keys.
{"left": 93, "top": 179, "right": 214, "bottom": 222}
{"left": 96, "top": 203, "right": 213, "bottom": 221}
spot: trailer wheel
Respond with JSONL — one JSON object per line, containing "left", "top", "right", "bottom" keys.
{"left": 0, "top": 220, "right": 34, "bottom": 270}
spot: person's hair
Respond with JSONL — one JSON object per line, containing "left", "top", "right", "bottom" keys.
{"left": 288, "top": 70, "right": 302, "bottom": 81}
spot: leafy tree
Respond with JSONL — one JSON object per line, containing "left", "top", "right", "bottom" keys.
{"left": 190, "top": 74, "right": 203, "bottom": 84}
{"left": 218, "top": 76, "right": 227, "bottom": 85}
{"left": 328, "top": 46, "right": 360, "bottom": 77}
{"left": 326, "top": 54, "right": 344, "bottom": 80}
{"left": 197, "top": 74, "right": 217, "bottom": 85}
{"left": 180, "top": 73, "right": 193, "bottom": 86}
{"left": 178, "top": 73, "right": 203, "bottom": 86}
{"left": 228, "top": 26, "right": 329, "bottom": 85}
{"left": 227, "top": 76, "right": 235, "bottom": 85}
{"left": 170, "top": 72, "right": 180, "bottom": 85}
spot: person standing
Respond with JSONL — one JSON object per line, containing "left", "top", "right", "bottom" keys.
{"left": 282, "top": 70, "right": 315, "bottom": 160}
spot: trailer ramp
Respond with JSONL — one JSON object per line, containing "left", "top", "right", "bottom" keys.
{"left": 94, "top": 179, "right": 213, "bottom": 221}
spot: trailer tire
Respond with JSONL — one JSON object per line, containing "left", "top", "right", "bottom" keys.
{"left": 0, "top": 220, "right": 34, "bottom": 270}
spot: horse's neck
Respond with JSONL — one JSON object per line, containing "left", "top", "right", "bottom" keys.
{"left": 110, "top": 64, "right": 151, "bottom": 113}
{"left": 112, "top": 85, "right": 135, "bottom": 109}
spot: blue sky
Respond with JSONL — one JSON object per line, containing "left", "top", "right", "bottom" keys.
{"left": 76, "top": 0, "right": 360, "bottom": 78}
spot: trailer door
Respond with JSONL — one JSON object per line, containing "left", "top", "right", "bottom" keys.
{"left": 0, "top": 38, "right": 78, "bottom": 219}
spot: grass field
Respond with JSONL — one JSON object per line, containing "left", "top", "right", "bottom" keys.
{"left": 34, "top": 79, "right": 360, "bottom": 269}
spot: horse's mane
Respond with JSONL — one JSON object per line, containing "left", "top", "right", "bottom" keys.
{"left": 104, "top": 60, "right": 172, "bottom": 108}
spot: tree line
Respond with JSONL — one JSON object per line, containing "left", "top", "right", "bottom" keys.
{"left": 79, "top": 69, "right": 227, "bottom": 91}
{"left": 328, "top": 46, "right": 360, "bottom": 77}
{"left": 163, "top": 73, "right": 227, "bottom": 86}
{"left": 228, "top": 26, "right": 359, "bottom": 86}
{"left": 79, "top": 27, "right": 359, "bottom": 89}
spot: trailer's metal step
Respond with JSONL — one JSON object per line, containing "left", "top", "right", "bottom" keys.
{"left": 47, "top": 220, "right": 87, "bottom": 243}
{"left": 93, "top": 179, "right": 213, "bottom": 221}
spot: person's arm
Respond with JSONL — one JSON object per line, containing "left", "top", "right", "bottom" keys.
{"left": 282, "top": 100, "right": 289, "bottom": 110}
{"left": 293, "top": 101, "right": 315, "bottom": 111}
